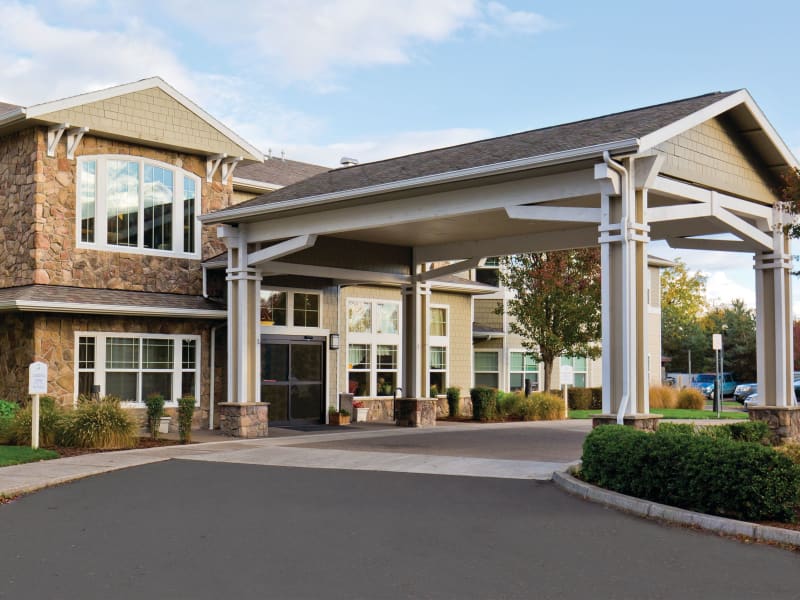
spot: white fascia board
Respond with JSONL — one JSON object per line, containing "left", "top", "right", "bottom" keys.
{"left": 248, "top": 234, "right": 317, "bottom": 267}
{"left": 0, "top": 107, "right": 26, "bottom": 128}
{"left": 428, "top": 280, "right": 498, "bottom": 295}
{"left": 0, "top": 300, "right": 226, "bottom": 319}
{"left": 666, "top": 238, "right": 756, "bottom": 253}
{"left": 199, "top": 138, "right": 640, "bottom": 224}
{"left": 232, "top": 176, "right": 283, "bottom": 192}
{"left": 262, "top": 261, "right": 412, "bottom": 285}
{"left": 638, "top": 90, "right": 798, "bottom": 170}
{"left": 506, "top": 205, "right": 602, "bottom": 223}
{"left": 24, "top": 76, "right": 264, "bottom": 161}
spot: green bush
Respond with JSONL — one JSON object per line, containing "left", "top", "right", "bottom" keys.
{"left": 12, "top": 400, "right": 65, "bottom": 446}
{"left": 0, "top": 399, "right": 18, "bottom": 420}
{"left": 727, "top": 421, "right": 770, "bottom": 444}
{"left": 589, "top": 387, "right": 603, "bottom": 410}
{"left": 567, "top": 387, "right": 593, "bottom": 410}
{"left": 446, "top": 387, "right": 460, "bottom": 418}
{"left": 177, "top": 396, "right": 196, "bottom": 444}
{"left": 470, "top": 387, "right": 497, "bottom": 422}
{"left": 581, "top": 425, "right": 800, "bottom": 522}
{"left": 59, "top": 396, "right": 137, "bottom": 449}
{"left": 656, "top": 422, "right": 695, "bottom": 436}
{"left": 144, "top": 393, "right": 166, "bottom": 440}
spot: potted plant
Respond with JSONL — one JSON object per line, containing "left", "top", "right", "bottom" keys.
{"left": 328, "top": 406, "right": 350, "bottom": 425}
{"left": 352, "top": 400, "right": 369, "bottom": 423}
{"left": 144, "top": 393, "right": 168, "bottom": 439}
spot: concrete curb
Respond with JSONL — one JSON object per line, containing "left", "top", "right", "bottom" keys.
{"left": 552, "top": 469, "right": 800, "bottom": 547}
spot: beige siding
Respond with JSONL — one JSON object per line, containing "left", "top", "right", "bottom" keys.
{"left": 37, "top": 88, "right": 258, "bottom": 159}
{"left": 431, "top": 291, "right": 472, "bottom": 394}
{"left": 656, "top": 117, "right": 777, "bottom": 204}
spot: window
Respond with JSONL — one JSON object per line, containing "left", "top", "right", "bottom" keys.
{"left": 510, "top": 351, "right": 538, "bottom": 391}
{"left": 347, "top": 299, "right": 401, "bottom": 397}
{"left": 430, "top": 307, "right": 447, "bottom": 337}
{"left": 76, "top": 333, "right": 200, "bottom": 405}
{"left": 77, "top": 156, "right": 200, "bottom": 256}
{"left": 474, "top": 351, "right": 499, "bottom": 388}
{"left": 475, "top": 256, "right": 500, "bottom": 287}
{"left": 429, "top": 305, "right": 449, "bottom": 396}
{"left": 561, "top": 355, "right": 588, "bottom": 387}
{"left": 260, "top": 289, "right": 321, "bottom": 328}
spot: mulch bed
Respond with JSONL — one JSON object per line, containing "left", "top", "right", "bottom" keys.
{"left": 43, "top": 437, "right": 184, "bottom": 458}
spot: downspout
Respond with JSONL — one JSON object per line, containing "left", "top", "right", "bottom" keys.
{"left": 602, "top": 150, "right": 630, "bottom": 425}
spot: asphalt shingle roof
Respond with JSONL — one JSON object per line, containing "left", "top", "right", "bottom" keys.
{"left": 236, "top": 157, "right": 329, "bottom": 187}
{"left": 221, "top": 91, "right": 736, "bottom": 215}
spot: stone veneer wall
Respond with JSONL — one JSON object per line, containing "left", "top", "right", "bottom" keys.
{"left": 32, "top": 314, "right": 214, "bottom": 428}
{"left": 32, "top": 129, "right": 233, "bottom": 292}
{"left": 0, "top": 314, "right": 36, "bottom": 402}
{"left": 0, "top": 129, "right": 38, "bottom": 287}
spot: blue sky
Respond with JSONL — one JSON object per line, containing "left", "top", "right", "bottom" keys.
{"left": 1, "top": 0, "right": 798, "bottom": 310}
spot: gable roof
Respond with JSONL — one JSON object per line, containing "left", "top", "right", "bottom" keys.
{"left": 203, "top": 89, "right": 797, "bottom": 223}
{"left": 0, "top": 77, "right": 263, "bottom": 161}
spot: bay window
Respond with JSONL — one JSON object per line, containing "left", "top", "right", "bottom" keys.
{"left": 77, "top": 156, "right": 201, "bottom": 256}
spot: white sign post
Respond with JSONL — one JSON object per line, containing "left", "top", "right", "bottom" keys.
{"left": 28, "top": 362, "right": 48, "bottom": 450}
{"left": 560, "top": 365, "right": 574, "bottom": 415}
{"left": 712, "top": 334, "right": 722, "bottom": 417}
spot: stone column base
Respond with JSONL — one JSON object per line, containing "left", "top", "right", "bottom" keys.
{"left": 394, "top": 398, "right": 437, "bottom": 427}
{"left": 592, "top": 413, "right": 662, "bottom": 431}
{"left": 748, "top": 406, "right": 800, "bottom": 444}
{"left": 218, "top": 402, "right": 269, "bottom": 438}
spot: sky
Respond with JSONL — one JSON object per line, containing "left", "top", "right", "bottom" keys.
{"left": 1, "top": 0, "right": 799, "bottom": 312}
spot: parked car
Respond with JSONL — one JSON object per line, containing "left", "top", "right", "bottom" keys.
{"left": 744, "top": 392, "right": 761, "bottom": 410}
{"left": 733, "top": 382, "right": 757, "bottom": 404}
{"left": 691, "top": 373, "right": 737, "bottom": 399}
{"left": 743, "top": 380, "right": 800, "bottom": 407}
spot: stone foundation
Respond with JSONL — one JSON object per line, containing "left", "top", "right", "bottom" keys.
{"left": 394, "top": 398, "right": 436, "bottom": 427}
{"left": 747, "top": 406, "right": 800, "bottom": 444}
{"left": 592, "top": 413, "right": 662, "bottom": 431}
{"left": 218, "top": 402, "right": 269, "bottom": 438}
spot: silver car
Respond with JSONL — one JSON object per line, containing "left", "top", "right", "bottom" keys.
{"left": 743, "top": 392, "right": 761, "bottom": 410}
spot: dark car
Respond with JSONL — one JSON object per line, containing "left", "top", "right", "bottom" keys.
{"left": 733, "top": 382, "right": 756, "bottom": 404}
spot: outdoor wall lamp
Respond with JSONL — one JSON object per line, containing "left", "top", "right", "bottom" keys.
{"left": 329, "top": 333, "right": 340, "bottom": 350}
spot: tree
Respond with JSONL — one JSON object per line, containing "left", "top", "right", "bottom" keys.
{"left": 700, "top": 300, "right": 757, "bottom": 382}
{"left": 498, "top": 249, "right": 601, "bottom": 391}
{"left": 780, "top": 167, "right": 800, "bottom": 243}
{"left": 660, "top": 260, "right": 708, "bottom": 373}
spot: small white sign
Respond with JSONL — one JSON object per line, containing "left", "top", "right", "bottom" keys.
{"left": 28, "top": 361, "right": 48, "bottom": 395}
{"left": 712, "top": 334, "right": 722, "bottom": 351}
{"left": 560, "top": 365, "right": 574, "bottom": 387}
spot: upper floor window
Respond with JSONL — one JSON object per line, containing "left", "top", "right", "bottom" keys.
{"left": 260, "top": 289, "right": 322, "bottom": 328}
{"left": 77, "top": 156, "right": 201, "bottom": 257}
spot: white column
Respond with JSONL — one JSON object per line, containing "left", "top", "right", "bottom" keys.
{"left": 754, "top": 221, "right": 794, "bottom": 407}
{"left": 401, "top": 280, "right": 430, "bottom": 398}
{"left": 597, "top": 158, "right": 650, "bottom": 421}
{"left": 220, "top": 226, "right": 261, "bottom": 404}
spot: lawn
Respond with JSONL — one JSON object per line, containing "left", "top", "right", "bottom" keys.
{"left": 0, "top": 446, "right": 59, "bottom": 467}
{"left": 569, "top": 408, "right": 747, "bottom": 420}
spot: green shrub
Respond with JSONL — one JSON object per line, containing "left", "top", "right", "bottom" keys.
{"left": 177, "top": 396, "right": 196, "bottom": 444}
{"left": 144, "top": 393, "right": 166, "bottom": 440}
{"left": 59, "top": 396, "right": 137, "bottom": 449}
{"left": 446, "top": 387, "right": 460, "bottom": 418}
{"left": 589, "top": 387, "right": 603, "bottom": 410}
{"left": 470, "top": 387, "right": 497, "bottom": 422}
{"left": 726, "top": 421, "right": 770, "bottom": 444}
{"left": 677, "top": 387, "right": 706, "bottom": 410}
{"left": 567, "top": 387, "right": 593, "bottom": 410}
{"left": 12, "top": 401, "right": 65, "bottom": 446}
{"left": 581, "top": 425, "right": 800, "bottom": 522}
{"left": 649, "top": 386, "right": 678, "bottom": 409}
{"left": 657, "top": 422, "right": 695, "bottom": 436}
{"left": 0, "top": 399, "right": 18, "bottom": 420}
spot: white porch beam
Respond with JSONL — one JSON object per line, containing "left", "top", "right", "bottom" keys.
{"left": 66, "top": 127, "right": 89, "bottom": 160}
{"left": 648, "top": 203, "right": 712, "bottom": 222}
{"left": 414, "top": 226, "right": 599, "bottom": 263}
{"left": 666, "top": 237, "right": 754, "bottom": 252}
{"left": 247, "top": 234, "right": 317, "bottom": 267}
{"left": 261, "top": 261, "right": 411, "bottom": 285}
{"left": 712, "top": 201, "right": 772, "bottom": 251}
{"left": 206, "top": 153, "right": 227, "bottom": 182}
{"left": 416, "top": 258, "right": 480, "bottom": 282}
{"left": 221, "top": 157, "right": 243, "bottom": 185}
{"left": 47, "top": 123, "right": 68, "bottom": 158}
{"left": 245, "top": 168, "right": 601, "bottom": 243}
{"left": 505, "top": 205, "right": 602, "bottom": 223}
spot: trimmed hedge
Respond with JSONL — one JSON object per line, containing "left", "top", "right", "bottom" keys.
{"left": 581, "top": 425, "right": 800, "bottom": 522}
{"left": 589, "top": 387, "right": 602, "bottom": 410}
{"left": 470, "top": 387, "right": 497, "bottom": 422}
{"left": 567, "top": 387, "right": 593, "bottom": 410}
{"left": 446, "top": 387, "right": 460, "bottom": 418}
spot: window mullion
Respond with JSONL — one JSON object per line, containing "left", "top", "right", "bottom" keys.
{"left": 96, "top": 158, "right": 107, "bottom": 249}
{"left": 175, "top": 176, "right": 183, "bottom": 254}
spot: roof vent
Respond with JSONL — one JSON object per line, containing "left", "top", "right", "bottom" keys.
{"left": 339, "top": 156, "right": 359, "bottom": 167}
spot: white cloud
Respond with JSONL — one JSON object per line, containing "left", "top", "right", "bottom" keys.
{"left": 272, "top": 127, "right": 493, "bottom": 167}
{"left": 704, "top": 271, "right": 755, "bottom": 309}
{"left": 484, "top": 1, "right": 555, "bottom": 34}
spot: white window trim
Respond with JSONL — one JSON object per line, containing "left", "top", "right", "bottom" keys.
{"left": 509, "top": 349, "right": 540, "bottom": 392}
{"left": 260, "top": 287, "right": 324, "bottom": 332}
{"left": 76, "top": 155, "right": 202, "bottom": 258}
{"left": 346, "top": 297, "right": 402, "bottom": 398}
{"left": 428, "top": 304, "right": 449, "bottom": 395}
{"left": 73, "top": 331, "right": 201, "bottom": 406}
{"left": 473, "top": 350, "right": 500, "bottom": 389}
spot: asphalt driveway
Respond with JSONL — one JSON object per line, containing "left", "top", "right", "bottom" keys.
{"left": 1, "top": 458, "right": 799, "bottom": 600}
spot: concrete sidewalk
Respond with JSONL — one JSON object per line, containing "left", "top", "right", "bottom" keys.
{"left": 0, "top": 420, "right": 589, "bottom": 497}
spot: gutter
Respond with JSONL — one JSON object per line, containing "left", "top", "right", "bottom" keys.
{"left": 200, "top": 138, "right": 640, "bottom": 224}
{"left": 0, "top": 107, "right": 27, "bottom": 128}
{"left": 0, "top": 300, "right": 226, "bottom": 319}
{"left": 232, "top": 176, "right": 283, "bottom": 193}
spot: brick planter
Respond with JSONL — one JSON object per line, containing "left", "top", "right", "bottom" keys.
{"left": 218, "top": 402, "right": 269, "bottom": 438}
{"left": 748, "top": 406, "right": 800, "bottom": 444}
{"left": 592, "top": 413, "right": 662, "bottom": 431}
{"left": 394, "top": 398, "right": 436, "bottom": 428}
